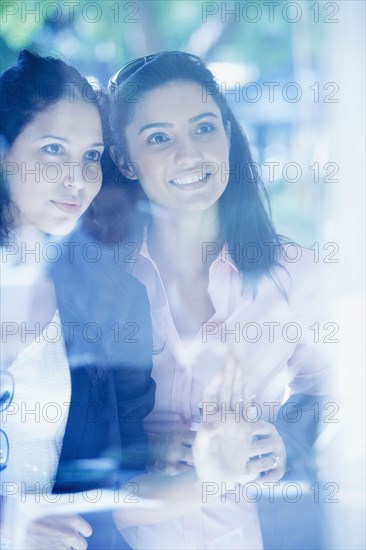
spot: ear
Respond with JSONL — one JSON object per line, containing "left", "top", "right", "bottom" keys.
{"left": 109, "top": 145, "right": 139, "bottom": 181}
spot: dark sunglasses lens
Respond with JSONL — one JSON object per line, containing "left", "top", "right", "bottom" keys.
{"left": 0, "top": 430, "right": 9, "bottom": 470}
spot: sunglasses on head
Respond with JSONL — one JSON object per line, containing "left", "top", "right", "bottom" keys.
{"left": 108, "top": 51, "right": 201, "bottom": 93}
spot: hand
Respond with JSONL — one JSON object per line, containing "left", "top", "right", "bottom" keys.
{"left": 25, "top": 514, "right": 92, "bottom": 550}
{"left": 192, "top": 353, "right": 287, "bottom": 485}
{"left": 192, "top": 353, "right": 254, "bottom": 484}
{"left": 243, "top": 420, "right": 287, "bottom": 483}
{"left": 149, "top": 430, "right": 196, "bottom": 475}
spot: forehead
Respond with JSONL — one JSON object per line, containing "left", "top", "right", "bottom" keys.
{"left": 130, "top": 81, "right": 223, "bottom": 125}
{"left": 18, "top": 99, "right": 102, "bottom": 139}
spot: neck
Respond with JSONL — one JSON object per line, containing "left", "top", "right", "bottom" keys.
{"left": 14, "top": 223, "right": 45, "bottom": 242}
{"left": 147, "top": 202, "right": 220, "bottom": 278}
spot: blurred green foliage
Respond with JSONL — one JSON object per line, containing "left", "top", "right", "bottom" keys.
{"left": 1, "top": 0, "right": 324, "bottom": 77}
{"left": 0, "top": 0, "right": 331, "bottom": 243}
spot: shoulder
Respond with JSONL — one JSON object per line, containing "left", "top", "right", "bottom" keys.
{"left": 275, "top": 244, "right": 320, "bottom": 287}
{"left": 272, "top": 245, "right": 328, "bottom": 318}
{"left": 285, "top": 244, "right": 318, "bottom": 277}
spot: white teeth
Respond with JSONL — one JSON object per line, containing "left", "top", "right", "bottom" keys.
{"left": 171, "top": 173, "right": 207, "bottom": 185}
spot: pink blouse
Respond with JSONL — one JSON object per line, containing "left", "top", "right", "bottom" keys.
{"left": 121, "top": 240, "right": 333, "bottom": 549}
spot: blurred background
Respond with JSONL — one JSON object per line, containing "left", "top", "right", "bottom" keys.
{"left": 1, "top": 0, "right": 358, "bottom": 244}
{"left": 1, "top": 1, "right": 364, "bottom": 548}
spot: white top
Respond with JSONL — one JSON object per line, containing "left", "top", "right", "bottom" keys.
{"left": 0, "top": 310, "right": 71, "bottom": 494}
{"left": 1, "top": 238, "right": 71, "bottom": 495}
{"left": 121, "top": 242, "right": 334, "bottom": 549}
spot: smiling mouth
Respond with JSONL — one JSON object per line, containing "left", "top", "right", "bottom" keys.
{"left": 169, "top": 173, "right": 211, "bottom": 188}
{"left": 51, "top": 200, "right": 82, "bottom": 214}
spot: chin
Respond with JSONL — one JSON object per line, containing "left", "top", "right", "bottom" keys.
{"left": 40, "top": 221, "right": 78, "bottom": 237}
{"left": 171, "top": 197, "right": 219, "bottom": 213}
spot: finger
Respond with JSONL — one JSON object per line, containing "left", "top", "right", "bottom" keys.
{"left": 66, "top": 532, "right": 89, "bottom": 550}
{"left": 26, "top": 523, "right": 88, "bottom": 550}
{"left": 201, "top": 375, "right": 221, "bottom": 423}
{"left": 166, "top": 430, "right": 185, "bottom": 446}
{"left": 193, "top": 404, "right": 223, "bottom": 458}
{"left": 163, "top": 430, "right": 189, "bottom": 460}
{"left": 179, "top": 445, "right": 194, "bottom": 466}
{"left": 203, "top": 374, "right": 222, "bottom": 402}
{"left": 245, "top": 455, "right": 278, "bottom": 476}
{"left": 165, "top": 442, "right": 193, "bottom": 465}
{"left": 235, "top": 382, "right": 256, "bottom": 423}
{"left": 251, "top": 436, "right": 275, "bottom": 458}
{"left": 218, "top": 353, "right": 236, "bottom": 404}
{"left": 27, "top": 517, "right": 70, "bottom": 537}
{"left": 180, "top": 430, "right": 196, "bottom": 447}
{"left": 231, "top": 363, "right": 243, "bottom": 409}
{"left": 33, "top": 515, "right": 92, "bottom": 539}
{"left": 250, "top": 423, "right": 286, "bottom": 460}
{"left": 258, "top": 463, "right": 285, "bottom": 484}
{"left": 163, "top": 461, "right": 194, "bottom": 475}
{"left": 249, "top": 420, "right": 275, "bottom": 436}
{"left": 243, "top": 383, "right": 253, "bottom": 405}
{"left": 68, "top": 515, "right": 93, "bottom": 538}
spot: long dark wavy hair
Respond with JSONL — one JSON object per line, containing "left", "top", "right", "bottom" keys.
{"left": 108, "top": 51, "right": 284, "bottom": 282}
{"left": 0, "top": 49, "right": 108, "bottom": 243}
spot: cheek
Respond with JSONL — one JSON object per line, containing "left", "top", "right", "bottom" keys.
{"left": 137, "top": 155, "right": 163, "bottom": 189}
{"left": 10, "top": 179, "right": 42, "bottom": 211}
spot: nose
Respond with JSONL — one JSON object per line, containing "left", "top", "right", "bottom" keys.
{"left": 62, "top": 162, "right": 85, "bottom": 191}
{"left": 174, "top": 137, "right": 202, "bottom": 167}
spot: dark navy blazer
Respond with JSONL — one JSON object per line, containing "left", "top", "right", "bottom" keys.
{"left": 51, "top": 232, "right": 155, "bottom": 548}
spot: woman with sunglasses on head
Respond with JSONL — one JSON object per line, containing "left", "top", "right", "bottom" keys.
{"left": 0, "top": 50, "right": 157, "bottom": 549}
{"left": 107, "top": 52, "right": 333, "bottom": 549}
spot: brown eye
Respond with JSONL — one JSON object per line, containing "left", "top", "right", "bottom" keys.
{"left": 42, "top": 143, "right": 64, "bottom": 155}
{"left": 84, "top": 150, "right": 101, "bottom": 162}
{"left": 147, "top": 133, "right": 169, "bottom": 145}
{"left": 196, "top": 123, "right": 215, "bottom": 135}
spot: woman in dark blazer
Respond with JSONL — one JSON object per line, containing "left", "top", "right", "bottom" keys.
{"left": 51, "top": 161, "right": 156, "bottom": 550}
{"left": 53, "top": 265, "right": 155, "bottom": 549}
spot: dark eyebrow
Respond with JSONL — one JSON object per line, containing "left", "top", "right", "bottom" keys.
{"left": 138, "top": 122, "right": 172, "bottom": 135}
{"left": 188, "top": 112, "right": 218, "bottom": 124}
{"left": 90, "top": 143, "right": 105, "bottom": 148}
{"left": 37, "top": 135, "right": 104, "bottom": 147}
{"left": 37, "top": 135, "right": 69, "bottom": 142}
{"left": 138, "top": 112, "right": 218, "bottom": 135}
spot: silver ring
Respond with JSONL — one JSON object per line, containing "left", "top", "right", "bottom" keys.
{"left": 271, "top": 454, "right": 280, "bottom": 469}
